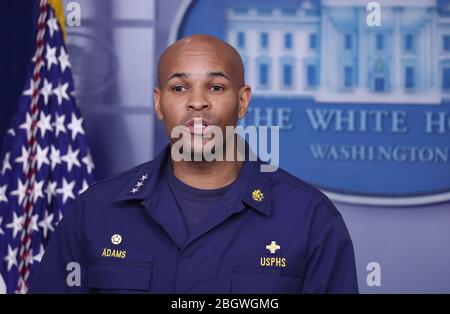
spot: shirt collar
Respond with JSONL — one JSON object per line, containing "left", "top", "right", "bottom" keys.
{"left": 115, "top": 143, "right": 272, "bottom": 217}
{"left": 233, "top": 155, "right": 271, "bottom": 216}
{"left": 114, "top": 144, "right": 170, "bottom": 203}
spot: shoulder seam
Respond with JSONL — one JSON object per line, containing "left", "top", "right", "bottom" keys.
{"left": 79, "top": 163, "right": 149, "bottom": 199}
{"left": 270, "top": 176, "right": 331, "bottom": 204}
{"left": 85, "top": 168, "right": 141, "bottom": 190}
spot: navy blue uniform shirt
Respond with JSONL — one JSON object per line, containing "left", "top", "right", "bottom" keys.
{"left": 166, "top": 159, "right": 232, "bottom": 235}
{"left": 29, "top": 145, "right": 359, "bottom": 293}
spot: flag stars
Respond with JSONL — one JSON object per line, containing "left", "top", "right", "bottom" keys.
{"left": 35, "top": 145, "right": 50, "bottom": 171}
{"left": 4, "top": 245, "right": 18, "bottom": 271}
{"left": 0, "top": 185, "right": 7, "bottom": 204}
{"left": 40, "top": 78, "right": 53, "bottom": 105}
{"left": 79, "top": 180, "right": 90, "bottom": 194}
{"left": 37, "top": 112, "right": 53, "bottom": 138}
{"left": 53, "top": 82, "right": 70, "bottom": 105}
{"left": 6, "top": 212, "right": 25, "bottom": 238}
{"left": 29, "top": 214, "right": 40, "bottom": 233}
{"left": 45, "top": 44, "right": 58, "bottom": 70}
{"left": 47, "top": 14, "right": 59, "bottom": 38}
{"left": 0, "top": 217, "right": 4, "bottom": 235}
{"left": 7, "top": 128, "right": 15, "bottom": 137}
{"left": 1, "top": 152, "right": 12, "bottom": 174}
{"left": 61, "top": 146, "right": 81, "bottom": 172}
{"left": 56, "top": 211, "right": 64, "bottom": 225}
{"left": 14, "top": 146, "right": 30, "bottom": 173}
{"left": 32, "top": 244, "right": 45, "bottom": 264}
{"left": 82, "top": 153, "right": 94, "bottom": 174}
{"left": 67, "top": 113, "right": 85, "bottom": 140}
{"left": 58, "top": 47, "right": 71, "bottom": 72}
{"left": 31, "top": 180, "right": 45, "bottom": 203}
{"left": 0, "top": 6, "right": 95, "bottom": 292}
{"left": 22, "top": 79, "right": 35, "bottom": 97}
{"left": 57, "top": 178, "right": 75, "bottom": 203}
{"left": 53, "top": 114, "right": 67, "bottom": 137}
{"left": 19, "top": 113, "right": 33, "bottom": 140}
{"left": 38, "top": 211, "right": 54, "bottom": 239}
{"left": 10, "top": 179, "right": 27, "bottom": 206}
{"left": 50, "top": 145, "right": 62, "bottom": 170}
{"left": 45, "top": 181, "right": 58, "bottom": 203}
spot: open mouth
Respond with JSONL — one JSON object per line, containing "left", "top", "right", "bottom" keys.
{"left": 185, "top": 117, "right": 213, "bottom": 135}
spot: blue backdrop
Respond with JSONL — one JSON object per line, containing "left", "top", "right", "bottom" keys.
{"left": 1, "top": 0, "right": 450, "bottom": 293}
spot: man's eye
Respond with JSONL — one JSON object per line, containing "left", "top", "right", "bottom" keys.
{"left": 210, "top": 85, "right": 224, "bottom": 92}
{"left": 172, "top": 85, "right": 186, "bottom": 92}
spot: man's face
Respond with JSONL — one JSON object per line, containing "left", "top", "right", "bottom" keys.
{"left": 154, "top": 40, "right": 251, "bottom": 157}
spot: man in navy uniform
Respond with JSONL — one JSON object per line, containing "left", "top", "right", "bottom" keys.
{"left": 29, "top": 34, "right": 359, "bottom": 293}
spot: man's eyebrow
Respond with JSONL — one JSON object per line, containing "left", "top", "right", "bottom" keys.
{"left": 166, "top": 71, "right": 231, "bottom": 82}
{"left": 208, "top": 72, "right": 230, "bottom": 81}
{"left": 167, "top": 72, "right": 190, "bottom": 81}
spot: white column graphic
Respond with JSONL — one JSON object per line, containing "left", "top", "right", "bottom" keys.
{"left": 320, "top": 7, "right": 329, "bottom": 88}
{"left": 430, "top": 9, "right": 438, "bottom": 90}
{"left": 393, "top": 8, "right": 402, "bottom": 92}
{"left": 358, "top": 7, "right": 367, "bottom": 91}
{"left": 420, "top": 25, "right": 426, "bottom": 90}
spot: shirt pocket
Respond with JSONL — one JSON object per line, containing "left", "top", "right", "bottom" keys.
{"left": 231, "top": 256, "right": 306, "bottom": 294}
{"left": 87, "top": 258, "right": 153, "bottom": 293}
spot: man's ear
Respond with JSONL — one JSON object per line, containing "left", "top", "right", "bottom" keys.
{"left": 153, "top": 87, "right": 164, "bottom": 120}
{"left": 237, "top": 85, "right": 252, "bottom": 119}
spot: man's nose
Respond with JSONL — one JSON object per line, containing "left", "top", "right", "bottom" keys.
{"left": 187, "top": 89, "right": 210, "bottom": 111}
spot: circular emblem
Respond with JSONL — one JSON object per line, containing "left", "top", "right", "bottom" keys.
{"left": 171, "top": 0, "right": 450, "bottom": 206}
{"left": 111, "top": 234, "right": 122, "bottom": 245}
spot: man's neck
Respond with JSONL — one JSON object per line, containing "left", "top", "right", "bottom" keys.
{"left": 170, "top": 158, "right": 243, "bottom": 190}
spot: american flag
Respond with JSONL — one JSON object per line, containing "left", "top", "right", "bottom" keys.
{"left": 0, "top": 0, "right": 94, "bottom": 294}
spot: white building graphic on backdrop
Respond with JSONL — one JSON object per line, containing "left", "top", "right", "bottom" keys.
{"left": 226, "top": 0, "right": 450, "bottom": 104}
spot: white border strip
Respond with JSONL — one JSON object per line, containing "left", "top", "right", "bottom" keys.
{"left": 168, "top": 0, "right": 194, "bottom": 46}
{"left": 322, "top": 189, "right": 450, "bottom": 206}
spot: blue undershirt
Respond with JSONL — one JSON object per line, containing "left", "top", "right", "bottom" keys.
{"left": 165, "top": 160, "right": 233, "bottom": 235}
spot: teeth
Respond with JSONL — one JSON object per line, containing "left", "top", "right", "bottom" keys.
{"left": 194, "top": 117, "right": 205, "bottom": 128}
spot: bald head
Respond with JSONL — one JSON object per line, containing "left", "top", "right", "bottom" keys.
{"left": 157, "top": 34, "right": 245, "bottom": 88}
